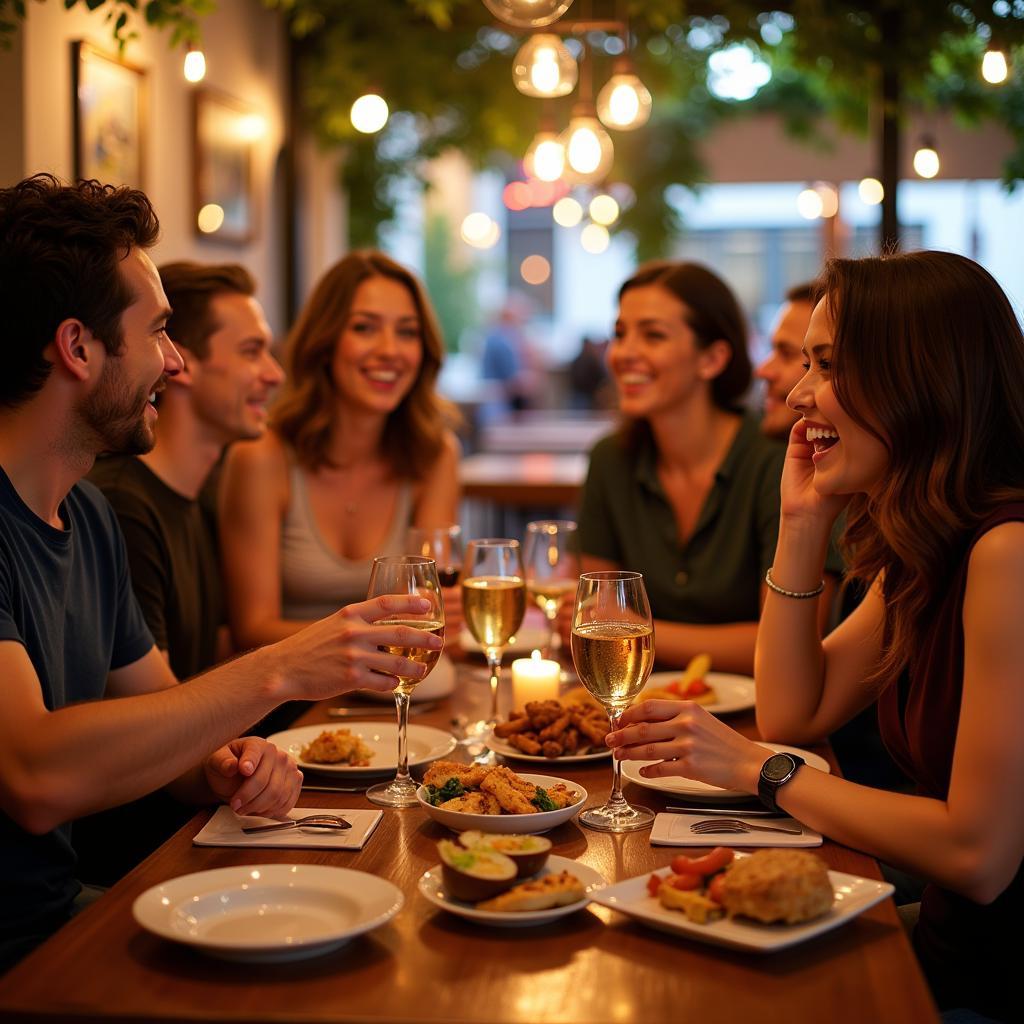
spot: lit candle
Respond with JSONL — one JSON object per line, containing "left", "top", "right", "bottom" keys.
{"left": 511, "top": 649, "right": 561, "bottom": 708}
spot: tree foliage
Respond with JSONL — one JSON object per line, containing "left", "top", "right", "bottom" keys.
{"left": 7, "top": 1, "right": 1024, "bottom": 253}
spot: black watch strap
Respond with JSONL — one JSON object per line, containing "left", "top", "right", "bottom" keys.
{"left": 758, "top": 752, "right": 806, "bottom": 812}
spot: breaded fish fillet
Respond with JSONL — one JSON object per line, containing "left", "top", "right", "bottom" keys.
{"left": 480, "top": 767, "right": 538, "bottom": 814}
{"left": 543, "top": 783, "right": 578, "bottom": 809}
{"left": 439, "top": 792, "right": 501, "bottom": 814}
{"left": 423, "top": 760, "right": 493, "bottom": 789}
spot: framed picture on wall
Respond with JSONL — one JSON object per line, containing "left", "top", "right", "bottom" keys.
{"left": 193, "top": 89, "right": 261, "bottom": 244}
{"left": 72, "top": 41, "right": 147, "bottom": 188}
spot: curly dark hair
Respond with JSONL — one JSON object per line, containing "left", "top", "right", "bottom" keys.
{"left": 158, "top": 262, "right": 256, "bottom": 359}
{"left": 0, "top": 173, "right": 160, "bottom": 408}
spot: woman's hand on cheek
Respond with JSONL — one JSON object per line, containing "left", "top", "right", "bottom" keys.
{"left": 605, "top": 700, "right": 765, "bottom": 795}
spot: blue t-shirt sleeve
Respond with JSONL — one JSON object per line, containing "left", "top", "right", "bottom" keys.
{"left": 104, "top": 502, "right": 156, "bottom": 670}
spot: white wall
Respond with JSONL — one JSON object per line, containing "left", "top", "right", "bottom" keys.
{"left": 7, "top": 0, "right": 290, "bottom": 333}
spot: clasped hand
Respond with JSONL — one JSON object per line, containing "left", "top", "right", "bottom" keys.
{"left": 605, "top": 699, "right": 766, "bottom": 795}
{"left": 204, "top": 736, "right": 303, "bottom": 819}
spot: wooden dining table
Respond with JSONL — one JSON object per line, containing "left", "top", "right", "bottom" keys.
{"left": 0, "top": 663, "right": 938, "bottom": 1024}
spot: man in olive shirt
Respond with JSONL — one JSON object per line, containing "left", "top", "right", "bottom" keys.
{"left": 90, "top": 263, "right": 284, "bottom": 679}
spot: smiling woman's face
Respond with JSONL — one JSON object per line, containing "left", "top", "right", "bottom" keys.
{"left": 786, "top": 298, "right": 890, "bottom": 496}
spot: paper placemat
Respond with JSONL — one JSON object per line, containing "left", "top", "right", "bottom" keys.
{"left": 193, "top": 806, "right": 383, "bottom": 851}
{"left": 650, "top": 812, "right": 822, "bottom": 848}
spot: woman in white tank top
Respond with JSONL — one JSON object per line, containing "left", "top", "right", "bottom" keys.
{"left": 220, "top": 252, "right": 461, "bottom": 648}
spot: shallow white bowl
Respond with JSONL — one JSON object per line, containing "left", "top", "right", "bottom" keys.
{"left": 416, "top": 772, "right": 587, "bottom": 834}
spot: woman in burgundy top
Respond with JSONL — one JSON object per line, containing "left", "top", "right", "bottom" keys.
{"left": 607, "top": 251, "right": 1023, "bottom": 1020}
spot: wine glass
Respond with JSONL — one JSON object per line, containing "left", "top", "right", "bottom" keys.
{"left": 461, "top": 538, "right": 526, "bottom": 734}
{"left": 365, "top": 555, "right": 445, "bottom": 808}
{"left": 406, "top": 526, "right": 463, "bottom": 587}
{"left": 524, "top": 520, "right": 580, "bottom": 660}
{"left": 570, "top": 570, "right": 655, "bottom": 832}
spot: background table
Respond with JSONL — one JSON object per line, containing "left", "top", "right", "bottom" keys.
{"left": 0, "top": 666, "right": 938, "bottom": 1024}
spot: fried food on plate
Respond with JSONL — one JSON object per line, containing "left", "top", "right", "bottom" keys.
{"left": 481, "top": 766, "right": 539, "bottom": 814}
{"left": 299, "top": 728, "right": 374, "bottom": 766}
{"left": 423, "top": 760, "right": 492, "bottom": 790}
{"left": 494, "top": 698, "right": 609, "bottom": 758}
{"left": 440, "top": 792, "right": 502, "bottom": 815}
{"left": 421, "top": 762, "right": 579, "bottom": 815}
{"left": 720, "top": 849, "right": 833, "bottom": 924}
{"left": 476, "top": 870, "right": 586, "bottom": 912}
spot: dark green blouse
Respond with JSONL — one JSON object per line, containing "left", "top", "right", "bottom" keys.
{"left": 577, "top": 415, "right": 785, "bottom": 624}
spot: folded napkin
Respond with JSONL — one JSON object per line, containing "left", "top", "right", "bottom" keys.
{"left": 650, "top": 812, "right": 822, "bottom": 848}
{"left": 193, "top": 806, "right": 383, "bottom": 851}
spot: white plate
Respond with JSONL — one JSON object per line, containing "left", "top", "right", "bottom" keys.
{"left": 620, "top": 743, "right": 831, "bottom": 800}
{"left": 486, "top": 730, "right": 610, "bottom": 765}
{"left": 590, "top": 856, "right": 894, "bottom": 954}
{"left": 132, "top": 864, "right": 404, "bottom": 963}
{"left": 416, "top": 772, "right": 587, "bottom": 834}
{"left": 418, "top": 855, "right": 605, "bottom": 927}
{"left": 269, "top": 723, "right": 456, "bottom": 776}
{"left": 458, "top": 623, "right": 549, "bottom": 656}
{"left": 351, "top": 653, "right": 456, "bottom": 703}
{"left": 640, "top": 671, "right": 756, "bottom": 716}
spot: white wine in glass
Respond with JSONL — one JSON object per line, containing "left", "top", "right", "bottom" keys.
{"left": 571, "top": 571, "right": 655, "bottom": 832}
{"left": 365, "top": 555, "right": 445, "bottom": 808}
{"left": 524, "top": 520, "right": 580, "bottom": 660}
{"left": 461, "top": 539, "right": 526, "bottom": 735}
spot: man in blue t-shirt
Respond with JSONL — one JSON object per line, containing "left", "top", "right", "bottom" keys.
{"left": 0, "top": 176, "right": 443, "bottom": 970}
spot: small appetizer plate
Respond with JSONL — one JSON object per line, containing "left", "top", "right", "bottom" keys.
{"left": 639, "top": 671, "right": 756, "bottom": 717}
{"left": 418, "top": 855, "right": 605, "bottom": 927}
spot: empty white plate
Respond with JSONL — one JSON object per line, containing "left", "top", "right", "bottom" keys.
{"left": 132, "top": 864, "right": 403, "bottom": 962}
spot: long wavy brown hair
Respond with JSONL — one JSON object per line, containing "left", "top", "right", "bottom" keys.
{"left": 271, "top": 251, "right": 456, "bottom": 477}
{"left": 824, "top": 251, "right": 1024, "bottom": 685}
{"left": 615, "top": 261, "right": 752, "bottom": 453}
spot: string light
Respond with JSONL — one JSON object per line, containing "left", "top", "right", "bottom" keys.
{"left": 552, "top": 196, "right": 583, "bottom": 227}
{"left": 982, "top": 49, "right": 1009, "bottom": 84}
{"left": 589, "top": 194, "right": 619, "bottom": 225}
{"left": 350, "top": 94, "right": 389, "bottom": 134}
{"left": 524, "top": 130, "right": 566, "bottom": 182}
{"left": 913, "top": 137, "right": 940, "bottom": 179}
{"left": 461, "top": 212, "right": 501, "bottom": 249}
{"left": 580, "top": 223, "right": 610, "bottom": 253}
{"left": 596, "top": 68, "right": 652, "bottom": 130}
{"left": 183, "top": 48, "right": 206, "bottom": 83}
{"left": 858, "top": 177, "right": 884, "bottom": 205}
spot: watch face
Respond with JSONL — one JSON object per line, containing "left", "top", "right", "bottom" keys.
{"left": 762, "top": 753, "right": 796, "bottom": 783}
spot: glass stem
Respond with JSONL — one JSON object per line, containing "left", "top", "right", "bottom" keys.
{"left": 485, "top": 650, "right": 502, "bottom": 723}
{"left": 394, "top": 688, "right": 411, "bottom": 786}
{"left": 544, "top": 610, "right": 558, "bottom": 661}
{"left": 607, "top": 710, "right": 627, "bottom": 809}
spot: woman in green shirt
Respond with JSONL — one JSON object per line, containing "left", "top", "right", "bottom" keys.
{"left": 577, "top": 261, "right": 784, "bottom": 674}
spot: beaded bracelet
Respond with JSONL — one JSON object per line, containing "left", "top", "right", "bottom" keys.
{"left": 764, "top": 567, "right": 825, "bottom": 600}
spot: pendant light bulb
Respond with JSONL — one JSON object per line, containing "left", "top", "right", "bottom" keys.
{"left": 183, "top": 48, "right": 206, "bottom": 83}
{"left": 913, "top": 137, "right": 940, "bottom": 179}
{"left": 559, "top": 110, "right": 614, "bottom": 184}
{"left": 513, "top": 34, "right": 578, "bottom": 98}
{"left": 482, "top": 0, "right": 575, "bottom": 29}
{"left": 982, "top": 49, "right": 1009, "bottom": 85}
{"left": 596, "top": 71, "right": 652, "bottom": 130}
{"left": 524, "top": 130, "right": 566, "bottom": 182}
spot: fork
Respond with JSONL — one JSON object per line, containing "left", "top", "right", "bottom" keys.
{"left": 241, "top": 813, "right": 351, "bottom": 834}
{"left": 689, "top": 818, "right": 802, "bottom": 836}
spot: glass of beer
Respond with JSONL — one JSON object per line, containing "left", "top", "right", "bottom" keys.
{"left": 365, "top": 555, "right": 445, "bottom": 808}
{"left": 571, "top": 570, "right": 655, "bottom": 832}
{"left": 461, "top": 538, "right": 526, "bottom": 734}
{"left": 524, "top": 520, "right": 580, "bottom": 660}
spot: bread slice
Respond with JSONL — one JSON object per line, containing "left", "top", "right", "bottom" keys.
{"left": 476, "top": 871, "right": 585, "bottom": 912}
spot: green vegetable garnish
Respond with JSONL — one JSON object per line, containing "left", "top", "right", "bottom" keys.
{"left": 531, "top": 787, "right": 557, "bottom": 812}
{"left": 424, "top": 778, "right": 466, "bottom": 806}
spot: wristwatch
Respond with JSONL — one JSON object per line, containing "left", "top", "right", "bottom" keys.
{"left": 758, "top": 752, "right": 806, "bottom": 812}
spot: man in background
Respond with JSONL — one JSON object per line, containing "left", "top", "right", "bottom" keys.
{"left": 89, "top": 263, "right": 283, "bottom": 680}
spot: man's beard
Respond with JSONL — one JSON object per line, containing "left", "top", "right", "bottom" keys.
{"left": 80, "top": 358, "right": 158, "bottom": 456}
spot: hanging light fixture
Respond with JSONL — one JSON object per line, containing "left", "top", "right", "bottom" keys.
{"left": 559, "top": 42, "right": 614, "bottom": 184}
{"left": 597, "top": 65, "right": 653, "bottom": 130}
{"left": 183, "top": 47, "right": 206, "bottom": 83}
{"left": 524, "top": 130, "right": 566, "bottom": 181}
{"left": 350, "top": 93, "right": 389, "bottom": 134}
{"left": 982, "top": 48, "right": 1009, "bottom": 84}
{"left": 513, "top": 33, "right": 578, "bottom": 97}
{"left": 482, "top": 0, "right": 574, "bottom": 29}
{"left": 913, "top": 136, "right": 940, "bottom": 179}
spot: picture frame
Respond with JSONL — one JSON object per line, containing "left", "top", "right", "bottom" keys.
{"left": 72, "top": 41, "right": 147, "bottom": 188}
{"left": 193, "top": 89, "right": 260, "bottom": 244}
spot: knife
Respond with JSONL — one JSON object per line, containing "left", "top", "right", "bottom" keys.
{"left": 665, "top": 805, "right": 789, "bottom": 818}
{"left": 300, "top": 784, "right": 370, "bottom": 793}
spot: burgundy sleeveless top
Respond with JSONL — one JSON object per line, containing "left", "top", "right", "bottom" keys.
{"left": 877, "top": 503, "right": 1024, "bottom": 1018}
